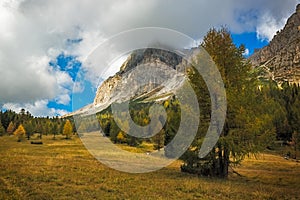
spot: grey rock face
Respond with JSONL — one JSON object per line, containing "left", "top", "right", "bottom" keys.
{"left": 92, "top": 48, "right": 187, "bottom": 111}
{"left": 249, "top": 4, "right": 300, "bottom": 83}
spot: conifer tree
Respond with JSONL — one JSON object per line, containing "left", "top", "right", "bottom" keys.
{"left": 181, "top": 28, "right": 276, "bottom": 178}
{"left": 7, "top": 121, "right": 15, "bottom": 135}
{"left": 63, "top": 120, "right": 73, "bottom": 139}
{"left": 0, "top": 121, "right": 5, "bottom": 136}
{"left": 14, "top": 124, "right": 26, "bottom": 142}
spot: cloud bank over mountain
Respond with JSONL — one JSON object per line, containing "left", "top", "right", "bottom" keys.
{"left": 0, "top": 0, "right": 299, "bottom": 116}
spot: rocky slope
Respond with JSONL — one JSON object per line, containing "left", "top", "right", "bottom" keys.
{"left": 72, "top": 48, "right": 189, "bottom": 116}
{"left": 249, "top": 4, "right": 300, "bottom": 83}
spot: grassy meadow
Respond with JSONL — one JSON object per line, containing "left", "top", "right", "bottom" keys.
{"left": 0, "top": 135, "right": 300, "bottom": 200}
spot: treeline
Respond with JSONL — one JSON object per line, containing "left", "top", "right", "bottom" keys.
{"left": 265, "top": 82, "right": 300, "bottom": 142}
{"left": 76, "top": 99, "right": 180, "bottom": 150}
{"left": 0, "top": 109, "right": 74, "bottom": 140}
{"left": 86, "top": 81, "right": 300, "bottom": 150}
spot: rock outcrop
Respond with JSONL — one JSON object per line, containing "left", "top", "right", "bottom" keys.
{"left": 249, "top": 4, "right": 300, "bottom": 83}
{"left": 91, "top": 48, "right": 187, "bottom": 112}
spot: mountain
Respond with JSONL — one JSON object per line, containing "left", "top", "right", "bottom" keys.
{"left": 71, "top": 4, "right": 300, "bottom": 117}
{"left": 249, "top": 4, "right": 300, "bottom": 83}
{"left": 69, "top": 48, "right": 190, "bottom": 116}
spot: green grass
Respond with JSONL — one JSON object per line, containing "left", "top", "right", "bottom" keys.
{"left": 0, "top": 135, "right": 300, "bottom": 200}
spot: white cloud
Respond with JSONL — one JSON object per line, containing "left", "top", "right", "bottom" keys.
{"left": 256, "top": 12, "right": 289, "bottom": 41}
{"left": 73, "top": 81, "right": 85, "bottom": 94}
{"left": 0, "top": 0, "right": 299, "bottom": 116}
{"left": 2, "top": 100, "right": 68, "bottom": 117}
{"left": 55, "top": 94, "right": 71, "bottom": 106}
{"left": 53, "top": 71, "right": 75, "bottom": 105}
{"left": 243, "top": 48, "right": 250, "bottom": 56}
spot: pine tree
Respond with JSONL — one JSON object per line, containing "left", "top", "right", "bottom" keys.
{"left": 292, "top": 131, "right": 300, "bottom": 159}
{"left": 52, "top": 122, "right": 58, "bottom": 139}
{"left": 0, "top": 121, "right": 5, "bottom": 136}
{"left": 153, "top": 129, "right": 165, "bottom": 151}
{"left": 24, "top": 120, "right": 34, "bottom": 140}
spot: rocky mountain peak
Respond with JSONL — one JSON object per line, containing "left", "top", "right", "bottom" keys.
{"left": 93, "top": 48, "right": 187, "bottom": 111}
{"left": 249, "top": 4, "right": 300, "bottom": 83}
{"left": 118, "top": 48, "right": 183, "bottom": 74}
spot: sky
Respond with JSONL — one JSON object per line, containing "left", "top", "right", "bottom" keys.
{"left": 0, "top": 0, "right": 299, "bottom": 117}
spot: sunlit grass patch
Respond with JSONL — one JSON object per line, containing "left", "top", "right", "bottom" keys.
{"left": 0, "top": 135, "right": 299, "bottom": 199}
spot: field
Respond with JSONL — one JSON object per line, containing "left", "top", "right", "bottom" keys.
{"left": 0, "top": 135, "right": 300, "bottom": 200}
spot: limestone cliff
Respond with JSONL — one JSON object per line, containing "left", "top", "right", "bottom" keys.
{"left": 91, "top": 48, "right": 187, "bottom": 112}
{"left": 249, "top": 4, "right": 300, "bottom": 83}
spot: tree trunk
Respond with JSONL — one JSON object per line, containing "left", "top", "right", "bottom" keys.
{"left": 295, "top": 140, "right": 297, "bottom": 160}
{"left": 222, "top": 147, "right": 229, "bottom": 178}
{"left": 217, "top": 145, "right": 229, "bottom": 178}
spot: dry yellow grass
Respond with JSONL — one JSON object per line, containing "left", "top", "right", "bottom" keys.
{"left": 0, "top": 135, "right": 299, "bottom": 200}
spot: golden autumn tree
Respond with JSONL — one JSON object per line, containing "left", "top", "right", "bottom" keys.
{"left": 117, "top": 131, "right": 126, "bottom": 143}
{"left": 14, "top": 124, "right": 26, "bottom": 142}
{"left": 63, "top": 120, "right": 73, "bottom": 139}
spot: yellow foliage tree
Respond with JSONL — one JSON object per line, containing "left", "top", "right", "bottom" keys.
{"left": 14, "top": 124, "right": 26, "bottom": 142}
{"left": 63, "top": 120, "right": 73, "bottom": 139}
{"left": 117, "top": 131, "right": 125, "bottom": 143}
{"left": 143, "top": 118, "right": 149, "bottom": 125}
{"left": 164, "top": 100, "right": 169, "bottom": 108}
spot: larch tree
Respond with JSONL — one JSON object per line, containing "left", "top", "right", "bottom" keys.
{"left": 63, "top": 119, "right": 73, "bottom": 139}
{"left": 6, "top": 121, "right": 15, "bottom": 135}
{"left": 14, "top": 124, "right": 26, "bottom": 142}
{"left": 181, "top": 28, "right": 276, "bottom": 178}
{"left": 116, "top": 131, "right": 126, "bottom": 143}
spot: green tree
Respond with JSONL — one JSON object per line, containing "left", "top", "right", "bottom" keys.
{"left": 24, "top": 120, "right": 34, "bottom": 140}
{"left": 153, "top": 129, "right": 165, "bottom": 151}
{"left": 181, "top": 28, "right": 276, "bottom": 178}
{"left": 14, "top": 124, "right": 26, "bottom": 142}
{"left": 290, "top": 89, "right": 300, "bottom": 159}
{"left": 292, "top": 131, "right": 300, "bottom": 159}
{"left": 51, "top": 122, "right": 58, "bottom": 139}
{"left": 63, "top": 120, "right": 73, "bottom": 139}
{"left": 152, "top": 116, "right": 166, "bottom": 151}
{"left": 0, "top": 121, "right": 5, "bottom": 136}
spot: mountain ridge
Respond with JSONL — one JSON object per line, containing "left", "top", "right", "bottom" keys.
{"left": 66, "top": 48, "right": 189, "bottom": 117}
{"left": 249, "top": 4, "right": 300, "bottom": 83}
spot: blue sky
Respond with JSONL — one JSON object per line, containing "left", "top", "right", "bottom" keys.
{"left": 232, "top": 32, "right": 269, "bottom": 56}
{"left": 0, "top": 0, "right": 299, "bottom": 116}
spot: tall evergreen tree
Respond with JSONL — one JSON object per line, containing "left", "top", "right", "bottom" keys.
{"left": 181, "top": 28, "right": 276, "bottom": 178}
{"left": 24, "top": 120, "right": 34, "bottom": 140}
{"left": 0, "top": 121, "right": 5, "bottom": 136}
